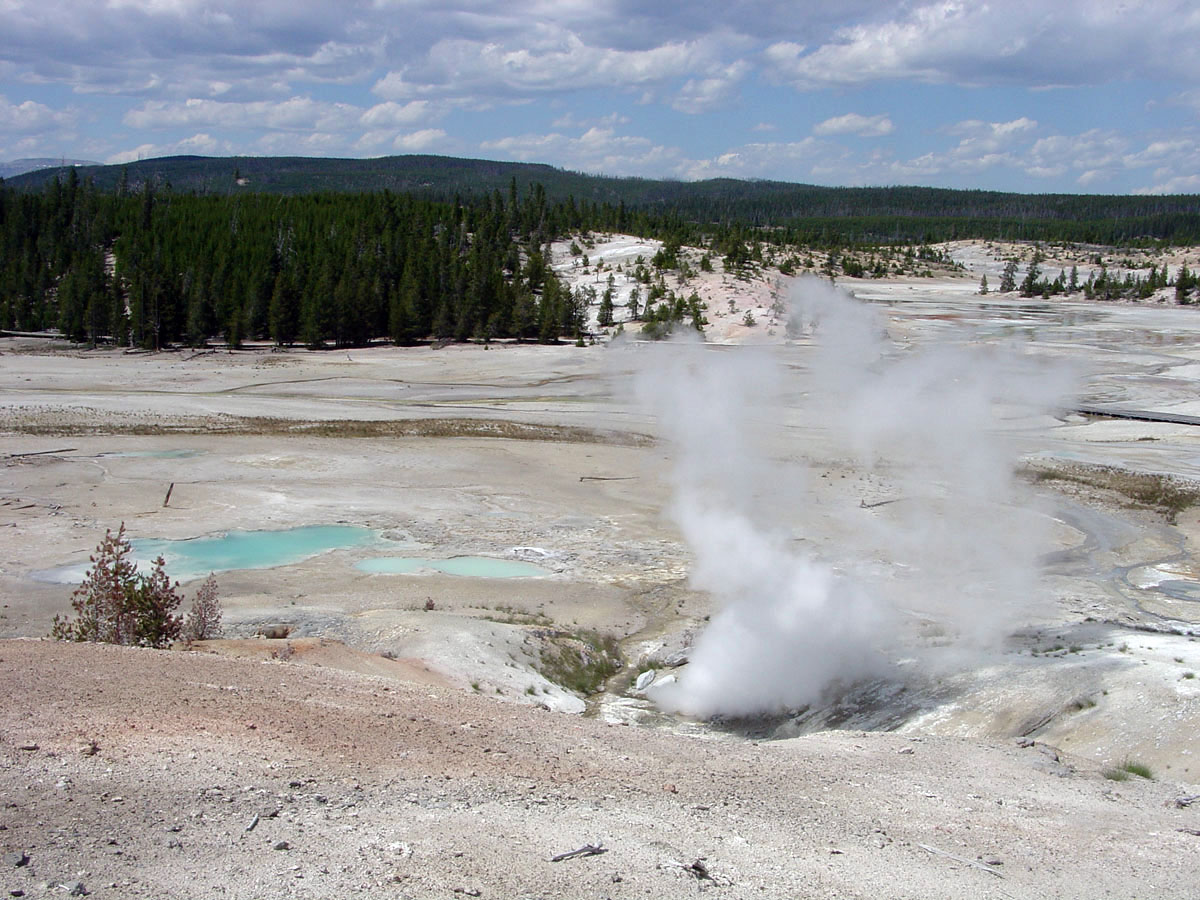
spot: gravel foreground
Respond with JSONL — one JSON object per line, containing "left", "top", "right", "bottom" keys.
{"left": 2, "top": 639, "right": 1196, "bottom": 899}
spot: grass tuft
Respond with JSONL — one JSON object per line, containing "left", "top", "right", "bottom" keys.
{"left": 533, "top": 628, "right": 623, "bottom": 696}
{"left": 3, "top": 413, "right": 654, "bottom": 447}
{"left": 1103, "top": 759, "right": 1154, "bottom": 781}
{"left": 1024, "top": 463, "right": 1200, "bottom": 524}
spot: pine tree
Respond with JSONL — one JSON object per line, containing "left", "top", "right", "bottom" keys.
{"left": 269, "top": 269, "right": 299, "bottom": 345}
{"left": 390, "top": 264, "right": 420, "bottom": 345}
{"left": 51, "top": 524, "right": 139, "bottom": 644}
{"left": 999, "top": 259, "right": 1018, "bottom": 292}
{"left": 1177, "top": 263, "right": 1193, "bottom": 304}
{"left": 598, "top": 287, "right": 614, "bottom": 327}
{"left": 182, "top": 574, "right": 222, "bottom": 642}
{"left": 50, "top": 524, "right": 182, "bottom": 648}
{"left": 1020, "top": 253, "right": 1043, "bottom": 297}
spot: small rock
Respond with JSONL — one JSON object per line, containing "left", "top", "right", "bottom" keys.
{"left": 896, "top": 747, "right": 914, "bottom": 755}
{"left": 10, "top": 889, "right": 26, "bottom": 897}
{"left": 983, "top": 857, "right": 1003, "bottom": 867}
{"left": 245, "top": 814, "right": 260, "bottom": 833}
{"left": 3, "top": 853, "right": 27, "bottom": 868}
{"left": 273, "top": 841, "right": 290, "bottom": 851}
{"left": 17, "top": 744, "right": 37, "bottom": 752}
{"left": 66, "top": 883, "right": 88, "bottom": 897}
{"left": 634, "top": 670, "right": 656, "bottom": 691}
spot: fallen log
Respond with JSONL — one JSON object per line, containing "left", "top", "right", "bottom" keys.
{"left": 550, "top": 843, "right": 607, "bottom": 862}
{"left": 7, "top": 448, "right": 76, "bottom": 459}
{"left": 919, "top": 843, "right": 1005, "bottom": 878}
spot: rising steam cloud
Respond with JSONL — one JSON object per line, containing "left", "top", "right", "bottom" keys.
{"left": 633, "top": 278, "right": 1074, "bottom": 718}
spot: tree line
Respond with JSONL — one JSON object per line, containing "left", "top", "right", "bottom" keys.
{"left": 5, "top": 166, "right": 1200, "bottom": 350}
{"left": 9, "top": 154, "right": 1200, "bottom": 244}
{"left": 0, "top": 171, "right": 614, "bottom": 348}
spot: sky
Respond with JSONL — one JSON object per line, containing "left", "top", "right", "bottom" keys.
{"left": 2, "top": 0, "right": 1199, "bottom": 194}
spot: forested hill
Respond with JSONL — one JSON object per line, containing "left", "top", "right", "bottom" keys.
{"left": 6, "top": 154, "right": 1200, "bottom": 243}
{"left": 7, "top": 155, "right": 1200, "bottom": 354}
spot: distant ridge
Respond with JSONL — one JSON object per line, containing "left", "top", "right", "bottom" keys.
{"left": 6, "top": 153, "right": 1200, "bottom": 240}
{"left": 0, "top": 157, "right": 99, "bottom": 179}
{"left": 4, "top": 154, "right": 604, "bottom": 198}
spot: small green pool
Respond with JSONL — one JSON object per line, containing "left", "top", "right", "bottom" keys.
{"left": 355, "top": 556, "right": 549, "bottom": 578}
{"left": 133, "top": 525, "right": 377, "bottom": 581}
{"left": 35, "top": 524, "right": 379, "bottom": 584}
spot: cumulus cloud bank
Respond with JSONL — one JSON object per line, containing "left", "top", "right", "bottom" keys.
{"left": 2, "top": 1, "right": 1197, "bottom": 191}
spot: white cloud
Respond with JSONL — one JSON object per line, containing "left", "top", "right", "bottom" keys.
{"left": 359, "top": 101, "right": 434, "bottom": 128}
{"left": 124, "top": 96, "right": 363, "bottom": 132}
{"left": 1028, "top": 129, "right": 1125, "bottom": 174}
{"left": 813, "top": 113, "right": 893, "bottom": 137}
{"left": 947, "top": 117, "right": 1037, "bottom": 140}
{"left": 254, "top": 131, "right": 348, "bottom": 155}
{"left": 374, "top": 25, "right": 719, "bottom": 102}
{"left": 682, "top": 137, "right": 823, "bottom": 180}
{"left": 0, "top": 94, "right": 76, "bottom": 133}
{"left": 0, "top": 94, "right": 80, "bottom": 157}
{"left": 1122, "top": 139, "right": 1196, "bottom": 168}
{"left": 550, "top": 111, "right": 630, "bottom": 130}
{"left": 1133, "top": 173, "right": 1200, "bottom": 195}
{"left": 393, "top": 128, "right": 448, "bottom": 151}
{"left": 672, "top": 61, "right": 749, "bottom": 114}
{"left": 1075, "top": 169, "right": 1110, "bottom": 187}
{"left": 763, "top": 1, "right": 1200, "bottom": 91}
{"left": 105, "top": 131, "right": 230, "bottom": 163}
{"left": 482, "top": 125, "right": 685, "bottom": 176}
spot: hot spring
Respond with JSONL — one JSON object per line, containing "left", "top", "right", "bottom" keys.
{"left": 35, "top": 524, "right": 378, "bottom": 583}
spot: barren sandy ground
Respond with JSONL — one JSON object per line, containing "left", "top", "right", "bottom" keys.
{"left": 4, "top": 239, "right": 1200, "bottom": 896}
{"left": 3, "top": 639, "right": 1197, "bottom": 899}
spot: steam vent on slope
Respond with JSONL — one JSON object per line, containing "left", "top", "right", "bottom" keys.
{"left": 637, "top": 278, "right": 1076, "bottom": 728}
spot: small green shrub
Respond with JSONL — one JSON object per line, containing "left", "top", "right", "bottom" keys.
{"left": 1026, "top": 464, "right": 1200, "bottom": 523}
{"left": 1104, "top": 759, "right": 1154, "bottom": 781}
{"left": 535, "top": 629, "right": 623, "bottom": 696}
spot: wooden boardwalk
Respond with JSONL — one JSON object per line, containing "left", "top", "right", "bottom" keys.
{"left": 1073, "top": 406, "right": 1200, "bottom": 427}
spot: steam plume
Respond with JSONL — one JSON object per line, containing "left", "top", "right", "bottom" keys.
{"left": 634, "top": 278, "right": 1073, "bottom": 718}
